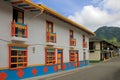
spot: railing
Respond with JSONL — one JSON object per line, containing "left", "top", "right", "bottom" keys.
{"left": 11, "top": 20, "right": 28, "bottom": 38}
{"left": 47, "top": 32, "right": 56, "bottom": 43}
{"left": 83, "top": 42, "right": 87, "bottom": 48}
{"left": 70, "top": 38, "right": 76, "bottom": 46}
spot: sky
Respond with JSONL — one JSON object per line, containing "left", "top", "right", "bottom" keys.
{"left": 31, "top": 0, "right": 120, "bottom": 32}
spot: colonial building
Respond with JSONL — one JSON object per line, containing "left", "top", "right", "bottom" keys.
{"left": 89, "top": 38, "right": 118, "bottom": 62}
{"left": 0, "top": 0, "right": 95, "bottom": 80}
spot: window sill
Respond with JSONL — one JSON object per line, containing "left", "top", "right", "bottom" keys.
{"left": 11, "top": 36, "right": 28, "bottom": 42}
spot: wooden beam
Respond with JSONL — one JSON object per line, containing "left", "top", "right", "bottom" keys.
{"left": 4, "top": 0, "right": 11, "bottom": 1}
{"left": 11, "top": 1, "right": 23, "bottom": 4}
{"left": 24, "top": 7, "right": 36, "bottom": 10}
{"left": 30, "top": 9, "right": 40, "bottom": 12}
{"left": 18, "top": 4, "right": 29, "bottom": 7}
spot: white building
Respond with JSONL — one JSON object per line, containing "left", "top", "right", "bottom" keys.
{"left": 0, "top": 0, "right": 95, "bottom": 80}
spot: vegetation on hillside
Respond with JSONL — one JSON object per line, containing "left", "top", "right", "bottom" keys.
{"left": 94, "top": 26, "right": 120, "bottom": 46}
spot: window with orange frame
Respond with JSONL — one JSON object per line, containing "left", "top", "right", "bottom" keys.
{"left": 8, "top": 44, "right": 28, "bottom": 69}
{"left": 70, "top": 30, "right": 76, "bottom": 46}
{"left": 83, "top": 35, "right": 87, "bottom": 48}
{"left": 46, "top": 21, "right": 56, "bottom": 43}
{"left": 45, "top": 48, "right": 56, "bottom": 65}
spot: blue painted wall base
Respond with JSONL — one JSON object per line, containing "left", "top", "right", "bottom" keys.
{"left": 0, "top": 60, "right": 89, "bottom": 80}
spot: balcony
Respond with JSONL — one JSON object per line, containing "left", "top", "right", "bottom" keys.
{"left": 70, "top": 38, "right": 76, "bottom": 46}
{"left": 46, "top": 32, "right": 56, "bottom": 45}
{"left": 11, "top": 20, "right": 28, "bottom": 41}
{"left": 83, "top": 42, "right": 87, "bottom": 48}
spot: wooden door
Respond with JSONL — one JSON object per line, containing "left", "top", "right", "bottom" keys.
{"left": 75, "top": 51, "right": 79, "bottom": 67}
{"left": 57, "top": 49, "right": 63, "bottom": 70}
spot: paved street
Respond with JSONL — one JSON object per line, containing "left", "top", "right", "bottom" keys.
{"left": 37, "top": 56, "right": 120, "bottom": 80}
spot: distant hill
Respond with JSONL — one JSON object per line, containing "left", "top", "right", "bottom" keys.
{"left": 94, "top": 26, "right": 120, "bottom": 43}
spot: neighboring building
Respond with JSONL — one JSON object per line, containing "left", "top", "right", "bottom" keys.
{"left": 89, "top": 38, "right": 118, "bottom": 62}
{"left": 0, "top": 0, "right": 95, "bottom": 80}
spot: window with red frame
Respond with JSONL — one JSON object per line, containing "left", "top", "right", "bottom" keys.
{"left": 45, "top": 48, "right": 56, "bottom": 65}
{"left": 13, "top": 7, "right": 24, "bottom": 24}
{"left": 46, "top": 21, "right": 56, "bottom": 43}
{"left": 70, "top": 30, "right": 74, "bottom": 39}
{"left": 46, "top": 21, "right": 53, "bottom": 33}
{"left": 83, "top": 35, "right": 87, "bottom": 48}
{"left": 69, "top": 50, "right": 78, "bottom": 62}
{"left": 83, "top": 35, "right": 85, "bottom": 42}
{"left": 70, "top": 30, "right": 76, "bottom": 46}
{"left": 8, "top": 44, "right": 28, "bottom": 69}
{"left": 12, "top": 8, "right": 28, "bottom": 38}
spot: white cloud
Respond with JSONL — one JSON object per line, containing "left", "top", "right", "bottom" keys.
{"left": 103, "top": 0, "right": 120, "bottom": 11}
{"left": 68, "top": 0, "right": 120, "bottom": 32}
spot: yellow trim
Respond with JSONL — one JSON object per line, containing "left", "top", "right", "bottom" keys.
{"left": 28, "top": 64, "right": 45, "bottom": 67}
{"left": 56, "top": 48, "right": 64, "bottom": 50}
{"left": 8, "top": 43, "right": 29, "bottom": 47}
{"left": 0, "top": 64, "right": 44, "bottom": 70}
{"left": 0, "top": 67, "right": 9, "bottom": 70}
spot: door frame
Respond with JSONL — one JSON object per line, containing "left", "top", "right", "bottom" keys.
{"left": 57, "top": 48, "right": 63, "bottom": 71}
{"left": 76, "top": 50, "right": 79, "bottom": 67}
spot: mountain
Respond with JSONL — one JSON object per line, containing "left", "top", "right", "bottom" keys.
{"left": 94, "top": 26, "right": 120, "bottom": 43}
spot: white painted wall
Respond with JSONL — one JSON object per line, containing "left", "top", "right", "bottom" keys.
{"left": 0, "top": 0, "right": 12, "bottom": 68}
{"left": 89, "top": 42, "right": 101, "bottom": 60}
{"left": 24, "top": 11, "right": 46, "bottom": 65}
{"left": 95, "top": 42, "right": 100, "bottom": 50}
{"left": 86, "top": 36, "right": 90, "bottom": 60}
{"left": 0, "top": 1, "right": 91, "bottom": 68}
{"left": 89, "top": 51, "right": 101, "bottom": 60}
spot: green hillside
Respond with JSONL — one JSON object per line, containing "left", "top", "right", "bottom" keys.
{"left": 94, "top": 26, "right": 120, "bottom": 45}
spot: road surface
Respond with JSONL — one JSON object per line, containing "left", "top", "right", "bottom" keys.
{"left": 39, "top": 56, "right": 120, "bottom": 80}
